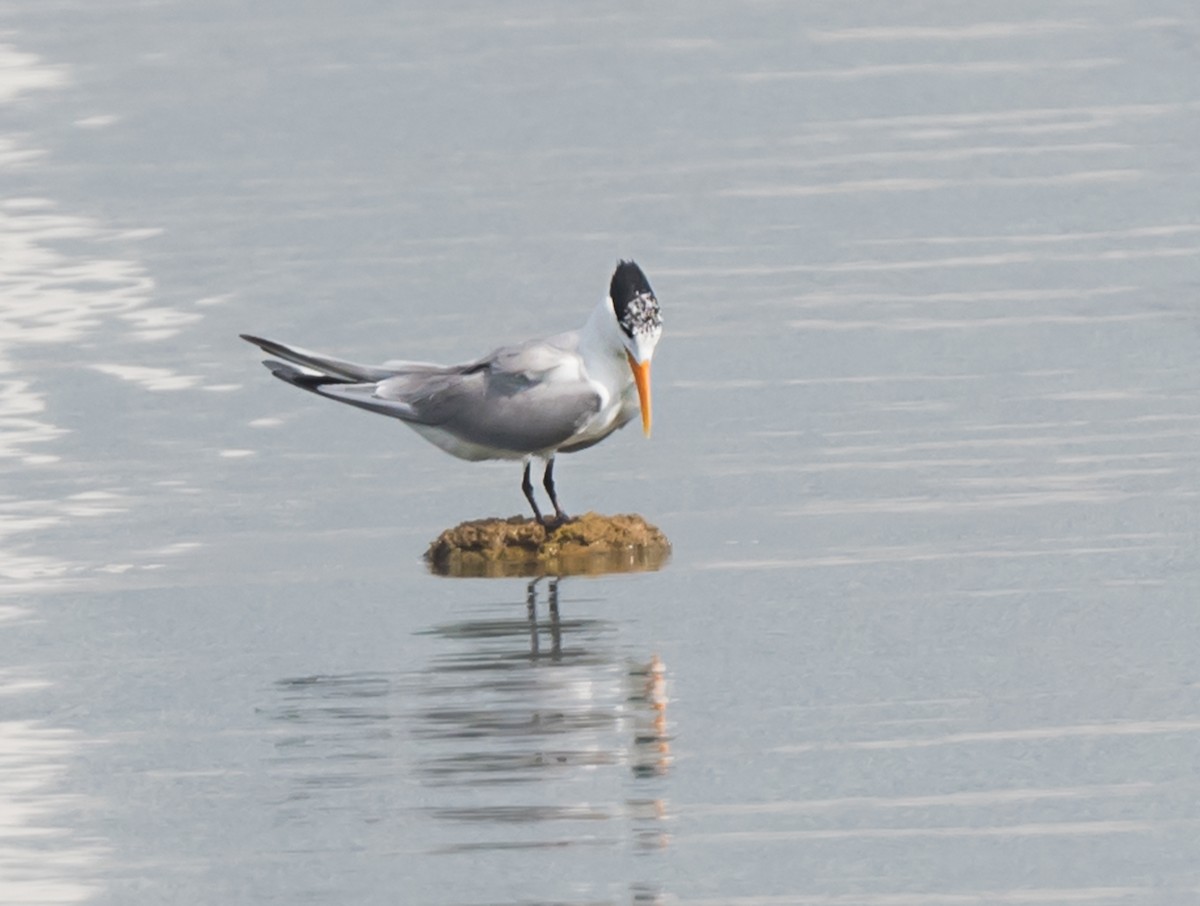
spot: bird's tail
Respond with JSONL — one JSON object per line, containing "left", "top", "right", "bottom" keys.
{"left": 241, "top": 334, "right": 432, "bottom": 422}
{"left": 239, "top": 334, "right": 398, "bottom": 384}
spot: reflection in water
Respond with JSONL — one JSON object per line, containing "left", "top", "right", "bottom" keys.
{"left": 0, "top": 40, "right": 201, "bottom": 593}
{"left": 0, "top": 40, "right": 157, "bottom": 906}
{"left": 419, "top": 577, "right": 673, "bottom": 888}
{"left": 270, "top": 671, "right": 401, "bottom": 816}
{"left": 267, "top": 579, "right": 672, "bottom": 902}
{"left": 0, "top": 674, "right": 102, "bottom": 904}
{"left": 629, "top": 654, "right": 671, "bottom": 780}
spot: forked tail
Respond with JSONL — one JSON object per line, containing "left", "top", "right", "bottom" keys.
{"left": 239, "top": 334, "right": 398, "bottom": 383}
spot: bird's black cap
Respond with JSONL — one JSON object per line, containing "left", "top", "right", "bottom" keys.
{"left": 610, "top": 260, "right": 661, "bottom": 339}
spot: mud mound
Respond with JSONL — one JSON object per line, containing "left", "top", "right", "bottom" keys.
{"left": 426, "top": 512, "right": 671, "bottom": 578}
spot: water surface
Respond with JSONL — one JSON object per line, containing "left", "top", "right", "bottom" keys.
{"left": 2, "top": 2, "right": 1199, "bottom": 904}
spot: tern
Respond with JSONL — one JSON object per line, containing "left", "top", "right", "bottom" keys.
{"left": 241, "top": 260, "right": 662, "bottom": 526}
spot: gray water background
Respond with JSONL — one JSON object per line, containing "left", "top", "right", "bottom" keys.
{"left": 2, "top": 2, "right": 1200, "bottom": 903}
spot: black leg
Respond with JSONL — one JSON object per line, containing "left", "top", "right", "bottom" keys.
{"left": 548, "top": 578, "right": 561, "bottom": 661}
{"left": 526, "top": 578, "right": 541, "bottom": 660}
{"left": 521, "top": 461, "right": 545, "bottom": 524}
{"left": 542, "top": 457, "right": 568, "bottom": 524}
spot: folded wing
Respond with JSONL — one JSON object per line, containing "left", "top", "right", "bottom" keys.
{"left": 243, "top": 333, "right": 602, "bottom": 456}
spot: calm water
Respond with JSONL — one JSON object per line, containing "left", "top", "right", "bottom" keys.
{"left": 3, "top": 2, "right": 1200, "bottom": 904}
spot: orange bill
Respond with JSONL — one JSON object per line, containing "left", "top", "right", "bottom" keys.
{"left": 627, "top": 351, "right": 653, "bottom": 437}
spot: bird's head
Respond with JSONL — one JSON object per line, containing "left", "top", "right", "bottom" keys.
{"left": 609, "top": 260, "right": 662, "bottom": 437}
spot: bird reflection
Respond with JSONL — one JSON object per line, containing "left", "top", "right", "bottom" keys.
{"left": 418, "top": 577, "right": 673, "bottom": 864}
{"left": 526, "top": 576, "right": 561, "bottom": 662}
{"left": 630, "top": 654, "right": 671, "bottom": 779}
{"left": 264, "top": 577, "right": 673, "bottom": 899}
{"left": 416, "top": 576, "right": 619, "bottom": 789}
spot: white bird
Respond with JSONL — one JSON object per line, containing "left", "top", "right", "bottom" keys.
{"left": 241, "top": 260, "right": 663, "bottom": 525}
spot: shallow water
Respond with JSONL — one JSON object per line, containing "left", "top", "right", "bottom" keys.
{"left": 2, "top": 2, "right": 1200, "bottom": 904}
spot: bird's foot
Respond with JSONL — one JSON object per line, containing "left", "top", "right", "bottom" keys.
{"left": 538, "top": 512, "right": 572, "bottom": 532}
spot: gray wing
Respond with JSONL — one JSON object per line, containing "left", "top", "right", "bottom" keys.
{"left": 318, "top": 333, "right": 602, "bottom": 454}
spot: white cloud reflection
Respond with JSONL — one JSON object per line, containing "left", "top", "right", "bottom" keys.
{"left": 0, "top": 713, "right": 103, "bottom": 904}
{"left": 90, "top": 363, "right": 203, "bottom": 392}
{"left": 0, "top": 43, "right": 67, "bottom": 103}
{"left": 0, "top": 41, "right": 184, "bottom": 903}
{"left": 0, "top": 192, "right": 164, "bottom": 591}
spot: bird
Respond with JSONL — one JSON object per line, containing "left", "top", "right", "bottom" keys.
{"left": 240, "top": 260, "right": 663, "bottom": 526}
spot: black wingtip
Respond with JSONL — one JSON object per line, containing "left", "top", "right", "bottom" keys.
{"left": 262, "top": 359, "right": 347, "bottom": 391}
